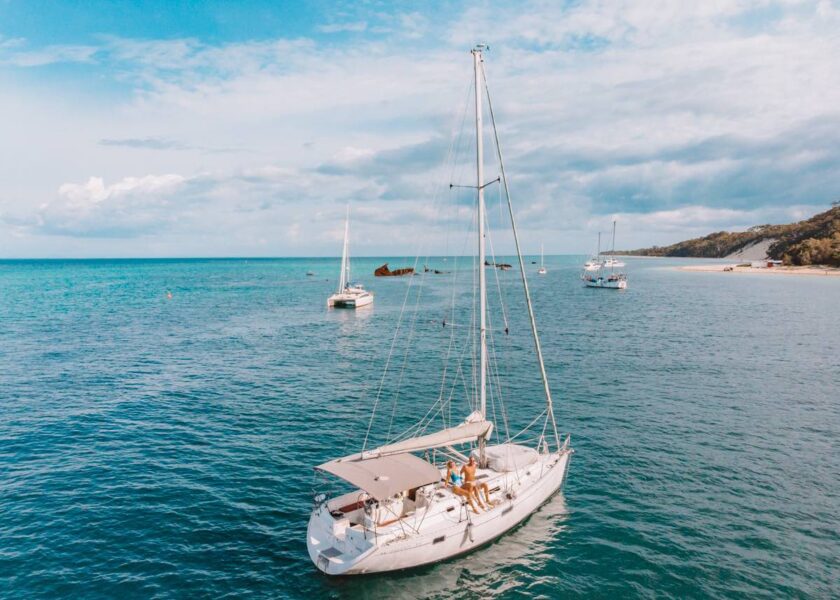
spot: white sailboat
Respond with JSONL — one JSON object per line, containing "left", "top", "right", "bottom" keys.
{"left": 307, "top": 45, "right": 572, "bottom": 575}
{"left": 582, "top": 270, "right": 627, "bottom": 289}
{"left": 327, "top": 206, "right": 374, "bottom": 309}
{"left": 601, "top": 220, "right": 625, "bottom": 268}
{"left": 583, "top": 222, "right": 627, "bottom": 289}
{"left": 538, "top": 244, "right": 547, "bottom": 275}
{"left": 582, "top": 232, "right": 602, "bottom": 271}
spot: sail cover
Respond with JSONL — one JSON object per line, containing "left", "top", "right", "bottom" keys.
{"left": 316, "top": 453, "right": 441, "bottom": 501}
{"left": 361, "top": 412, "right": 493, "bottom": 459}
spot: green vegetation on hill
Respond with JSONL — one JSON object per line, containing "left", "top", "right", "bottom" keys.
{"left": 611, "top": 205, "right": 840, "bottom": 267}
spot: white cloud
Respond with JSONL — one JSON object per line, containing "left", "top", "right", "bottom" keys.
{"left": 0, "top": 43, "right": 98, "bottom": 66}
{"left": 317, "top": 21, "right": 368, "bottom": 33}
{"left": 57, "top": 174, "right": 185, "bottom": 207}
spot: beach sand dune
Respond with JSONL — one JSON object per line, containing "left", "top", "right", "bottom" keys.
{"left": 724, "top": 238, "right": 777, "bottom": 261}
{"left": 679, "top": 264, "right": 840, "bottom": 277}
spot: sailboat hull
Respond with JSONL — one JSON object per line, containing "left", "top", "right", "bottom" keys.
{"left": 307, "top": 449, "right": 572, "bottom": 575}
{"left": 327, "top": 291, "right": 374, "bottom": 308}
{"left": 583, "top": 277, "right": 626, "bottom": 289}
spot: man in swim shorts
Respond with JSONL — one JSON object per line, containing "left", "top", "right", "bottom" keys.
{"left": 445, "top": 460, "right": 480, "bottom": 514}
{"left": 461, "top": 455, "right": 495, "bottom": 508}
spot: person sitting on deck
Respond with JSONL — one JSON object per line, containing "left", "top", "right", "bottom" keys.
{"left": 445, "top": 460, "right": 480, "bottom": 514}
{"left": 462, "top": 455, "right": 495, "bottom": 508}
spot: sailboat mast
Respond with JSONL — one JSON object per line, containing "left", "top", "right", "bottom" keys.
{"left": 338, "top": 205, "right": 350, "bottom": 292}
{"left": 345, "top": 206, "right": 351, "bottom": 286}
{"left": 473, "top": 46, "right": 487, "bottom": 463}
{"left": 597, "top": 231, "right": 601, "bottom": 260}
{"left": 541, "top": 243, "right": 544, "bottom": 268}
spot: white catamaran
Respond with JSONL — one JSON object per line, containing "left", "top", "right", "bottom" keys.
{"left": 308, "top": 46, "right": 572, "bottom": 575}
{"left": 327, "top": 206, "right": 374, "bottom": 308}
{"left": 538, "top": 244, "right": 547, "bottom": 275}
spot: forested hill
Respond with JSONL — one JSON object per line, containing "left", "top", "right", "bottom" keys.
{"left": 610, "top": 205, "right": 840, "bottom": 266}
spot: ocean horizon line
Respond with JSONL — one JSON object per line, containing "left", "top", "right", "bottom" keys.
{"left": 0, "top": 254, "right": 601, "bottom": 262}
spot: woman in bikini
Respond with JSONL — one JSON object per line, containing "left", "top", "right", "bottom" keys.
{"left": 445, "top": 460, "right": 481, "bottom": 514}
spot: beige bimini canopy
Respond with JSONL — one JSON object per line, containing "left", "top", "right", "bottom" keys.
{"left": 316, "top": 453, "right": 441, "bottom": 501}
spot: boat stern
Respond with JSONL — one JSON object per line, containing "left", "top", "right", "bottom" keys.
{"left": 307, "top": 504, "right": 375, "bottom": 575}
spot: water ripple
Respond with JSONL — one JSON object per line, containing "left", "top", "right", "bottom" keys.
{"left": 1, "top": 257, "right": 838, "bottom": 598}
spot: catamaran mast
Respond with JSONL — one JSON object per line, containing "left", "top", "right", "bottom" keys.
{"left": 338, "top": 205, "right": 350, "bottom": 292}
{"left": 473, "top": 45, "right": 488, "bottom": 465}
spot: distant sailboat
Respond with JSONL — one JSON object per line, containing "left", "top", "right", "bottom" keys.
{"left": 582, "top": 232, "right": 602, "bottom": 271}
{"left": 602, "top": 220, "right": 625, "bottom": 268}
{"left": 538, "top": 244, "right": 547, "bottom": 275}
{"left": 583, "top": 222, "right": 627, "bottom": 289}
{"left": 582, "top": 270, "right": 627, "bottom": 289}
{"left": 327, "top": 206, "right": 374, "bottom": 308}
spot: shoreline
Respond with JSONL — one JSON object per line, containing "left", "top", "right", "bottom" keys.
{"left": 678, "top": 264, "right": 840, "bottom": 277}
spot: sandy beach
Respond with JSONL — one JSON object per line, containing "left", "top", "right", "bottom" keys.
{"left": 678, "top": 264, "right": 840, "bottom": 277}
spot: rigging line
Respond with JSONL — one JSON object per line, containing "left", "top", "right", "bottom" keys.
{"left": 432, "top": 282, "right": 460, "bottom": 430}
{"left": 470, "top": 208, "right": 479, "bottom": 414}
{"left": 365, "top": 72, "right": 474, "bottom": 452}
{"left": 483, "top": 202, "right": 510, "bottom": 333}
{"left": 437, "top": 197, "right": 475, "bottom": 430}
{"left": 442, "top": 77, "right": 474, "bottom": 277}
{"left": 447, "top": 220, "right": 475, "bottom": 429}
{"left": 507, "top": 408, "right": 548, "bottom": 442}
{"left": 486, "top": 313, "right": 502, "bottom": 446}
{"left": 498, "top": 162, "right": 505, "bottom": 230}
{"left": 539, "top": 411, "right": 550, "bottom": 451}
{"left": 485, "top": 311, "right": 511, "bottom": 445}
{"left": 385, "top": 254, "right": 431, "bottom": 442}
{"left": 425, "top": 206, "right": 478, "bottom": 434}
{"left": 487, "top": 275, "right": 516, "bottom": 446}
{"left": 481, "top": 60, "right": 561, "bottom": 451}
{"left": 448, "top": 78, "right": 474, "bottom": 186}
{"left": 482, "top": 207, "right": 512, "bottom": 447}
{"left": 403, "top": 306, "right": 479, "bottom": 441}
{"left": 390, "top": 335, "right": 462, "bottom": 442}
{"left": 389, "top": 192, "right": 476, "bottom": 443}
{"left": 363, "top": 221, "right": 429, "bottom": 452}
{"left": 437, "top": 201, "right": 478, "bottom": 432}
{"left": 493, "top": 182, "right": 514, "bottom": 329}
{"left": 340, "top": 349, "right": 386, "bottom": 458}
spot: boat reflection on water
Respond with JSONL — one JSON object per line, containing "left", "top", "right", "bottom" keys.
{"left": 330, "top": 302, "right": 375, "bottom": 359}
{"left": 324, "top": 494, "right": 570, "bottom": 599}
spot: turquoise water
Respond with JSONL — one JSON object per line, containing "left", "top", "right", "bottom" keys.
{"left": 1, "top": 257, "right": 838, "bottom": 598}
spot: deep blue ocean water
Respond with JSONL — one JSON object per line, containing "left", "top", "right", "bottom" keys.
{"left": 1, "top": 256, "right": 838, "bottom": 599}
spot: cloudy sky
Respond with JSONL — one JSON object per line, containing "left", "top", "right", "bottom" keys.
{"left": 1, "top": 0, "right": 839, "bottom": 258}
